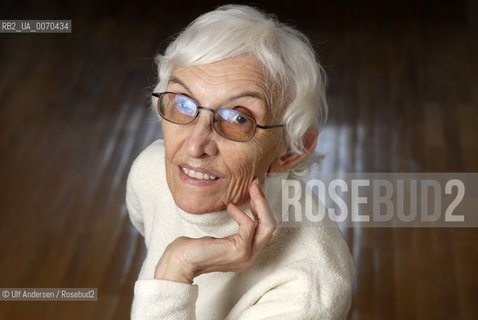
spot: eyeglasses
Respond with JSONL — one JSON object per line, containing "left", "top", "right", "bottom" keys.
{"left": 152, "top": 92, "right": 284, "bottom": 142}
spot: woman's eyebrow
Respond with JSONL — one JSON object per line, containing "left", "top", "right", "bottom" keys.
{"left": 226, "top": 91, "right": 265, "bottom": 103}
{"left": 168, "top": 76, "right": 193, "bottom": 95}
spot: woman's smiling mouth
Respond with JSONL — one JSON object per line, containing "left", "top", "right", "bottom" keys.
{"left": 178, "top": 165, "right": 220, "bottom": 185}
{"left": 181, "top": 167, "right": 218, "bottom": 180}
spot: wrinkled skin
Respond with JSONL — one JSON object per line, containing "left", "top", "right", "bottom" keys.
{"left": 162, "top": 55, "right": 285, "bottom": 214}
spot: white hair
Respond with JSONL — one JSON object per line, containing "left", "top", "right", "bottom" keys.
{"left": 153, "top": 4, "right": 328, "bottom": 174}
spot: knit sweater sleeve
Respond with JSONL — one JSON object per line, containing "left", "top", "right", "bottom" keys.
{"left": 131, "top": 280, "right": 199, "bottom": 320}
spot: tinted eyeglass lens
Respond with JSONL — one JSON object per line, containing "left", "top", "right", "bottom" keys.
{"left": 159, "top": 93, "right": 197, "bottom": 124}
{"left": 215, "top": 109, "right": 255, "bottom": 141}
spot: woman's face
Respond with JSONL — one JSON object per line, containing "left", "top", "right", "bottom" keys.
{"left": 162, "top": 55, "right": 285, "bottom": 214}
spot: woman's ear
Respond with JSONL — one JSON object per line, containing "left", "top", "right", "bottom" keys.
{"left": 269, "top": 127, "right": 318, "bottom": 173}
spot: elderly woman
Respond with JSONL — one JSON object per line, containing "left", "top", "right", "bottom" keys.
{"left": 126, "top": 4, "right": 354, "bottom": 320}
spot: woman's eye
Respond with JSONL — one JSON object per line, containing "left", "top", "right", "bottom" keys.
{"left": 219, "top": 109, "right": 251, "bottom": 126}
{"left": 234, "top": 115, "right": 248, "bottom": 125}
{"left": 174, "top": 97, "right": 196, "bottom": 115}
{"left": 231, "top": 106, "right": 255, "bottom": 125}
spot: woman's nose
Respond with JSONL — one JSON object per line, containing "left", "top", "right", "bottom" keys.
{"left": 185, "top": 112, "right": 218, "bottom": 158}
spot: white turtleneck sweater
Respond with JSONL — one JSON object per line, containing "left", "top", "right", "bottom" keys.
{"left": 126, "top": 139, "right": 354, "bottom": 319}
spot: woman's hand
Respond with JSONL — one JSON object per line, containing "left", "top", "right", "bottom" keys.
{"left": 154, "top": 178, "right": 277, "bottom": 284}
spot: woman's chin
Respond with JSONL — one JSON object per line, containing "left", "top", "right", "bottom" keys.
{"left": 174, "top": 198, "right": 226, "bottom": 214}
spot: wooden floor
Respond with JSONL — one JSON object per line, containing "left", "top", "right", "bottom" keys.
{"left": 0, "top": 0, "right": 477, "bottom": 319}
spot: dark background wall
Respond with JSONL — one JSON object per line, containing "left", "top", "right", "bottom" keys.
{"left": 0, "top": 0, "right": 477, "bottom": 319}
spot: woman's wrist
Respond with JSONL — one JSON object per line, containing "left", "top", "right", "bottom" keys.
{"left": 154, "top": 251, "right": 195, "bottom": 284}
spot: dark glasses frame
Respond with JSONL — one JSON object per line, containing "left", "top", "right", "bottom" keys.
{"left": 152, "top": 92, "right": 284, "bottom": 142}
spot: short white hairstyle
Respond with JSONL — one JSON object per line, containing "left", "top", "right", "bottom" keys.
{"left": 153, "top": 4, "right": 328, "bottom": 174}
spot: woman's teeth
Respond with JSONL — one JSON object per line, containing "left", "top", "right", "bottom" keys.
{"left": 181, "top": 167, "right": 217, "bottom": 180}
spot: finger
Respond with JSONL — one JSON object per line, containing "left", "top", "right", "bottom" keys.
{"left": 250, "top": 179, "right": 277, "bottom": 228}
{"left": 226, "top": 203, "right": 257, "bottom": 247}
{"left": 249, "top": 179, "right": 277, "bottom": 253}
